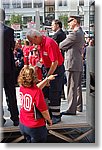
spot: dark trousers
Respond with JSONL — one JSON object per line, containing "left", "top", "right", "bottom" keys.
{"left": 43, "top": 64, "right": 65, "bottom": 117}
{"left": 20, "top": 123, "right": 47, "bottom": 143}
{"left": 4, "top": 73, "right": 19, "bottom": 121}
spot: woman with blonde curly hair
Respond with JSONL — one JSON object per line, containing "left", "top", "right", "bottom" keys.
{"left": 18, "top": 66, "right": 56, "bottom": 143}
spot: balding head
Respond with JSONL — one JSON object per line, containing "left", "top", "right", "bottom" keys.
{"left": 26, "top": 29, "right": 42, "bottom": 38}
{"left": 26, "top": 29, "right": 42, "bottom": 45}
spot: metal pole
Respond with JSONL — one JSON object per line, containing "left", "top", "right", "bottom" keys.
{"left": 77, "top": 6, "right": 79, "bottom": 15}
{"left": 89, "top": 3, "right": 90, "bottom": 38}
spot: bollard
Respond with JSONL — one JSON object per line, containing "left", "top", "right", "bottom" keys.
{"left": 86, "top": 46, "right": 95, "bottom": 128}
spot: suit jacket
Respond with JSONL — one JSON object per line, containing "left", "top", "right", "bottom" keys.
{"left": 53, "top": 29, "right": 66, "bottom": 46}
{"left": 3, "top": 24, "right": 15, "bottom": 73}
{"left": 59, "top": 27, "right": 85, "bottom": 71}
{"left": 52, "top": 28, "right": 66, "bottom": 58}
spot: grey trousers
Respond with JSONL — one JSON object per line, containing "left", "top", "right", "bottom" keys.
{"left": 66, "top": 71, "right": 83, "bottom": 113}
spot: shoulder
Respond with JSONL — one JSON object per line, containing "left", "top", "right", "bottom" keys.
{"left": 4, "top": 25, "right": 14, "bottom": 32}
{"left": 20, "top": 85, "right": 42, "bottom": 95}
{"left": 76, "top": 27, "right": 83, "bottom": 33}
{"left": 68, "top": 31, "right": 77, "bottom": 38}
{"left": 33, "top": 84, "right": 42, "bottom": 92}
{"left": 46, "top": 36, "right": 57, "bottom": 45}
{"left": 55, "top": 29, "right": 62, "bottom": 35}
{"left": 34, "top": 85, "right": 44, "bottom": 97}
{"left": 76, "top": 27, "right": 84, "bottom": 37}
{"left": 58, "top": 29, "right": 66, "bottom": 34}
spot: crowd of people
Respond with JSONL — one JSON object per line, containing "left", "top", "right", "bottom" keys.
{"left": 0, "top": 8, "right": 94, "bottom": 143}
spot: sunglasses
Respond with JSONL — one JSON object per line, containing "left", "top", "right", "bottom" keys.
{"left": 68, "top": 18, "right": 74, "bottom": 23}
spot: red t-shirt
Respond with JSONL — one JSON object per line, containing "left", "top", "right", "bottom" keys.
{"left": 29, "top": 45, "right": 34, "bottom": 51}
{"left": 22, "top": 46, "right": 30, "bottom": 65}
{"left": 29, "top": 55, "right": 42, "bottom": 81}
{"left": 19, "top": 85, "right": 48, "bottom": 128}
{"left": 39, "top": 36, "right": 64, "bottom": 68}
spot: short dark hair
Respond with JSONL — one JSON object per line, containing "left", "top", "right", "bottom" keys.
{"left": 0, "top": 8, "right": 5, "bottom": 21}
{"left": 53, "top": 19, "right": 62, "bottom": 28}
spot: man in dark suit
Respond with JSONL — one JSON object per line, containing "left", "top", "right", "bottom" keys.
{"left": 51, "top": 19, "right": 66, "bottom": 46}
{"left": 59, "top": 15, "right": 85, "bottom": 115}
{"left": 51, "top": 19, "right": 66, "bottom": 99}
{"left": 0, "top": 9, "right": 19, "bottom": 126}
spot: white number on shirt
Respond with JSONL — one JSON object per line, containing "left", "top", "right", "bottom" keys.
{"left": 19, "top": 92, "right": 32, "bottom": 111}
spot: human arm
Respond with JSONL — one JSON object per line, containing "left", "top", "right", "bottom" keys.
{"left": 44, "top": 60, "right": 58, "bottom": 87}
{"left": 35, "top": 89, "right": 52, "bottom": 125}
{"left": 46, "top": 60, "right": 58, "bottom": 77}
{"left": 37, "top": 74, "right": 57, "bottom": 89}
{"left": 59, "top": 32, "right": 76, "bottom": 52}
{"left": 41, "top": 110, "right": 52, "bottom": 126}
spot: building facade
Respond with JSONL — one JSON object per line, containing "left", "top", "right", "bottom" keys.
{"left": 1, "top": 0, "right": 94, "bottom": 30}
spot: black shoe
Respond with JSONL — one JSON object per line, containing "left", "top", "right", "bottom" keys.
{"left": 52, "top": 116, "right": 61, "bottom": 124}
{"left": 13, "top": 120, "right": 19, "bottom": 126}
{"left": 61, "top": 111, "right": 76, "bottom": 115}
{"left": 2, "top": 118, "right": 6, "bottom": 126}
{"left": 0, "top": 118, "right": 6, "bottom": 127}
{"left": 3, "top": 118, "right": 6, "bottom": 124}
{"left": 61, "top": 94, "right": 66, "bottom": 100}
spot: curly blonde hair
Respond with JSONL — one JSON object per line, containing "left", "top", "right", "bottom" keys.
{"left": 18, "top": 66, "right": 38, "bottom": 87}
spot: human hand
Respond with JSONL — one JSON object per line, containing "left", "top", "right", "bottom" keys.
{"left": 36, "top": 62, "right": 42, "bottom": 68}
{"left": 45, "top": 74, "right": 57, "bottom": 87}
{"left": 47, "top": 74, "right": 58, "bottom": 81}
{"left": 46, "top": 82, "right": 50, "bottom": 87}
{"left": 47, "top": 119, "right": 52, "bottom": 126}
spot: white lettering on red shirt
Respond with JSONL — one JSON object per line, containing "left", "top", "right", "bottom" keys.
{"left": 20, "top": 92, "right": 32, "bottom": 111}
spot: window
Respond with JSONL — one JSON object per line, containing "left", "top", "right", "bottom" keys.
{"left": 49, "top": 7, "right": 54, "bottom": 12}
{"left": 44, "top": 0, "right": 55, "bottom": 25}
{"left": 45, "top": 13, "right": 55, "bottom": 25}
{"left": 12, "top": 0, "right": 21, "bottom": 8}
{"left": 33, "top": 0, "right": 43, "bottom": 8}
{"left": 89, "top": 2, "right": 95, "bottom": 26}
{"left": 58, "top": 0, "right": 67, "bottom": 6}
{"left": 33, "top": 3, "right": 42, "bottom": 8}
{"left": 79, "top": 0, "right": 84, "bottom": 6}
{"left": 23, "top": 0, "right": 32, "bottom": 8}
{"left": 80, "top": 15, "right": 84, "bottom": 26}
{"left": 2, "top": 0, "right": 10, "bottom": 9}
{"left": 58, "top": 0, "right": 62, "bottom": 6}
{"left": 23, "top": 16, "right": 32, "bottom": 24}
{"left": 45, "top": 6, "right": 54, "bottom": 13}
{"left": 63, "top": 0, "right": 67, "bottom": 6}
{"left": 89, "top": 15, "right": 94, "bottom": 25}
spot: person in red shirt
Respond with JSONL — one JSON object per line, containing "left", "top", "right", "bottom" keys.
{"left": 29, "top": 46, "right": 42, "bottom": 81}
{"left": 26, "top": 29, "right": 65, "bottom": 124}
{"left": 18, "top": 66, "right": 56, "bottom": 143}
{"left": 17, "top": 39, "right": 22, "bottom": 49}
{"left": 22, "top": 40, "right": 31, "bottom": 65}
